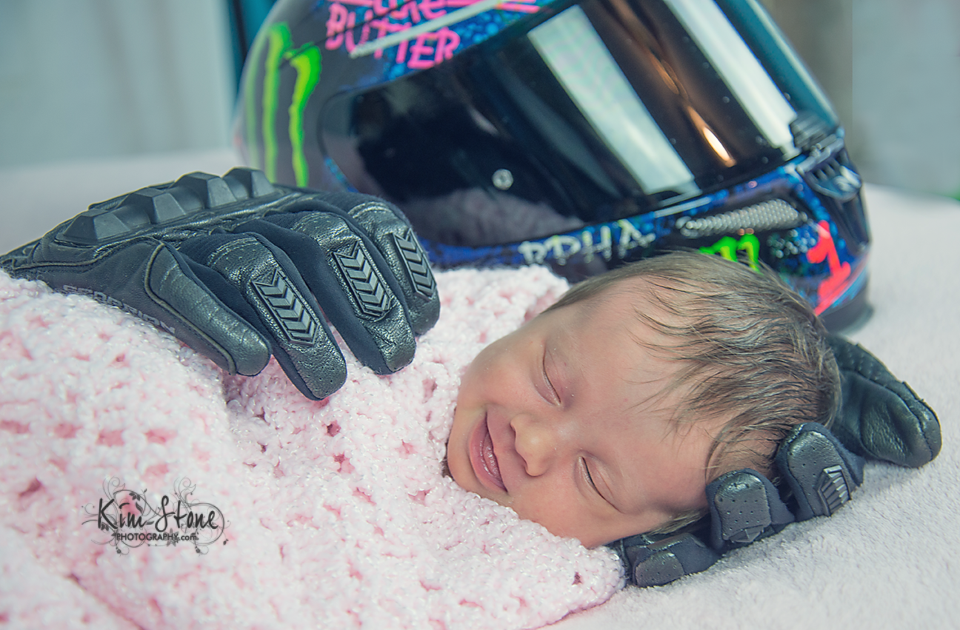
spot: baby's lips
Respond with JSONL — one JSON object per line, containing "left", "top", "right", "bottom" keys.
{"left": 481, "top": 422, "right": 505, "bottom": 489}
{"left": 470, "top": 412, "right": 507, "bottom": 492}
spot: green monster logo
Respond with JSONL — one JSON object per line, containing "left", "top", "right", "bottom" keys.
{"left": 700, "top": 234, "right": 761, "bottom": 271}
{"left": 244, "top": 23, "right": 322, "bottom": 187}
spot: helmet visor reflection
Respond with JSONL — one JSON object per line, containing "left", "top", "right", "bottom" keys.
{"left": 322, "top": 0, "right": 838, "bottom": 248}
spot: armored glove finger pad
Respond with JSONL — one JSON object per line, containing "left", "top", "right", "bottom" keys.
{"left": 707, "top": 470, "right": 795, "bottom": 552}
{"left": 235, "top": 214, "right": 415, "bottom": 375}
{"left": 318, "top": 194, "right": 439, "bottom": 335}
{"left": 176, "top": 232, "right": 348, "bottom": 399}
{"left": 775, "top": 423, "right": 865, "bottom": 521}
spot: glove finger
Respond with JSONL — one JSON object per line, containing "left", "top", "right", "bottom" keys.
{"left": 311, "top": 192, "right": 440, "bottom": 335}
{"left": 177, "top": 231, "right": 346, "bottom": 400}
{"left": 706, "top": 469, "right": 795, "bottom": 553}
{"left": 7, "top": 238, "right": 274, "bottom": 379}
{"left": 145, "top": 242, "right": 272, "bottom": 377}
{"left": 615, "top": 533, "right": 721, "bottom": 587}
{"left": 828, "top": 334, "right": 941, "bottom": 467}
{"left": 239, "top": 208, "right": 416, "bottom": 374}
{"left": 775, "top": 423, "right": 864, "bottom": 521}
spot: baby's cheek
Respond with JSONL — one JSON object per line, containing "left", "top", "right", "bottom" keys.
{"left": 508, "top": 488, "right": 567, "bottom": 531}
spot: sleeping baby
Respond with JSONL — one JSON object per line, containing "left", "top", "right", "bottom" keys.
{"left": 1, "top": 169, "right": 940, "bottom": 592}
{"left": 445, "top": 251, "right": 840, "bottom": 549}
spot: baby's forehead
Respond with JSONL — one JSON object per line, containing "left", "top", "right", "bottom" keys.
{"left": 565, "top": 290, "right": 690, "bottom": 409}
{"left": 575, "top": 277, "right": 684, "bottom": 341}
{"left": 582, "top": 274, "right": 679, "bottom": 312}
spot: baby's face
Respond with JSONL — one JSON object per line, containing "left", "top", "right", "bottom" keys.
{"left": 446, "top": 283, "right": 719, "bottom": 548}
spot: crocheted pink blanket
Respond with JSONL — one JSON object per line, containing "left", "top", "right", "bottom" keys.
{"left": 0, "top": 266, "right": 622, "bottom": 629}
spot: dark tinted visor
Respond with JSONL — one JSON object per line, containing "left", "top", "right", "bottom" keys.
{"left": 321, "top": 0, "right": 838, "bottom": 248}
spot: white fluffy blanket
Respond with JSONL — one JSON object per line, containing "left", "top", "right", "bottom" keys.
{"left": 0, "top": 265, "right": 623, "bottom": 629}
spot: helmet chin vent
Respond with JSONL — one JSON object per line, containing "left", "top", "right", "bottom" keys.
{"left": 676, "top": 199, "right": 804, "bottom": 239}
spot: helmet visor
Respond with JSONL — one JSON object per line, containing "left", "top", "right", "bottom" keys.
{"left": 322, "top": 0, "right": 838, "bottom": 248}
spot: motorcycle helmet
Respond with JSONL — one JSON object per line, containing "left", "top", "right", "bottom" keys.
{"left": 234, "top": 0, "right": 870, "bottom": 329}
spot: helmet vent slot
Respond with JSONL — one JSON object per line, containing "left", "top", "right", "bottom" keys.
{"left": 802, "top": 149, "right": 862, "bottom": 202}
{"left": 676, "top": 199, "right": 803, "bottom": 239}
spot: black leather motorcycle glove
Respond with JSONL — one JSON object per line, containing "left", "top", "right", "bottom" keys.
{"left": 0, "top": 168, "right": 440, "bottom": 401}
{"left": 612, "top": 336, "right": 940, "bottom": 587}
{"left": 827, "top": 334, "right": 941, "bottom": 468}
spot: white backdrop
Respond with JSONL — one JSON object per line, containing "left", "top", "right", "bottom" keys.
{"left": 0, "top": 0, "right": 958, "bottom": 198}
{"left": 0, "top": 0, "right": 235, "bottom": 169}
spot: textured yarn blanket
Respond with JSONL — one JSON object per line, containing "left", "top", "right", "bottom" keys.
{"left": 0, "top": 265, "right": 623, "bottom": 629}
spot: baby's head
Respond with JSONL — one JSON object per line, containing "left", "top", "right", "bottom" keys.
{"left": 446, "top": 251, "right": 840, "bottom": 548}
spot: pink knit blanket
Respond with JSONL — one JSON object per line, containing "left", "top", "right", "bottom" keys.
{"left": 0, "top": 266, "right": 622, "bottom": 629}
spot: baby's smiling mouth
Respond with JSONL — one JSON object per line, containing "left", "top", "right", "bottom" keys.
{"left": 471, "top": 413, "right": 506, "bottom": 492}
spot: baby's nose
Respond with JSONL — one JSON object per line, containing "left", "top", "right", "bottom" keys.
{"left": 511, "top": 414, "right": 561, "bottom": 477}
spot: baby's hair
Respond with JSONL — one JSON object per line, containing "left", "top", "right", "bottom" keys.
{"left": 546, "top": 250, "right": 841, "bottom": 534}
